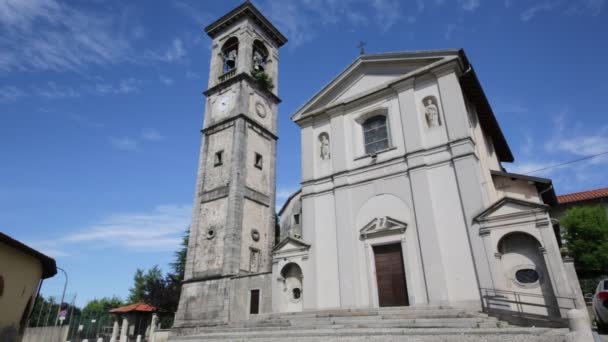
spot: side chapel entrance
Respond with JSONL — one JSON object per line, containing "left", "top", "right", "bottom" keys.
{"left": 373, "top": 243, "right": 409, "bottom": 306}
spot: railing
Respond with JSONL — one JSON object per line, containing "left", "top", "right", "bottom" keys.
{"left": 480, "top": 287, "right": 577, "bottom": 316}
{"left": 218, "top": 69, "right": 236, "bottom": 82}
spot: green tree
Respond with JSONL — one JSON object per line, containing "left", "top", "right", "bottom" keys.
{"left": 128, "top": 269, "right": 146, "bottom": 303}
{"left": 561, "top": 205, "right": 608, "bottom": 275}
{"left": 81, "top": 296, "right": 123, "bottom": 317}
{"left": 170, "top": 230, "right": 189, "bottom": 283}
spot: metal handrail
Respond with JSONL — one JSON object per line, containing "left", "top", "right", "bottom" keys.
{"left": 480, "top": 287, "right": 577, "bottom": 314}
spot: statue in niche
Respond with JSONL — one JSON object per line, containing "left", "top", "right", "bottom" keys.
{"left": 319, "top": 133, "right": 330, "bottom": 160}
{"left": 253, "top": 50, "right": 266, "bottom": 71}
{"left": 424, "top": 97, "right": 440, "bottom": 127}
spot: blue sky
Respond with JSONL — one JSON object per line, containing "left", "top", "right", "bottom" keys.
{"left": 1, "top": 0, "right": 606, "bottom": 306}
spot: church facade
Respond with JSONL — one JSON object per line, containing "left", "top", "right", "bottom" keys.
{"left": 173, "top": 2, "right": 584, "bottom": 333}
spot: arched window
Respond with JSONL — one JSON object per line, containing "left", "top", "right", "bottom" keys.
{"left": 252, "top": 40, "right": 268, "bottom": 72}
{"left": 221, "top": 37, "right": 239, "bottom": 73}
{"left": 363, "top": 115, "right": 389, "bottom": 155}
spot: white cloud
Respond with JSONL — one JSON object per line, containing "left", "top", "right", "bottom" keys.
{"left": 141, "top": 128, "right": 164, "bottom": 141}
{"left": 108, "top": 137, "right": 139, "bottom": 151}
{"left": 159, "top": 75, "right": 174, "bottom": 86}
{"left": 459, "top": 0, "right": 480, "bottom": 11}
{"left": 165, "top": 38, "right": 186, "bottom": 62}
{"left": 95, "top": 78, "right": 139, "bottom": 95}
{"left": 34, "top": 204, "right": 191, "bottom": 253}
{"left": 520, "top": 2, "right": 558, "bottom": 21}
{"left": 0, "top": 0, "right": 131, "bottom": 72}
{"left": 371, "top": 0, "right": 402, "bottom": 31}
{"left": 0, "top": 85, "right": 26, "bottom": 103}
{"left": 35, "top": 82, "right": 79, "bottom": 99}
{"left": 186, "top": 71, "right": 200, "bottom": 79}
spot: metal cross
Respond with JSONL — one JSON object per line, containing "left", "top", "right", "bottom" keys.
{"left": 357, "top": 41, "right": 366, "bottom": 55}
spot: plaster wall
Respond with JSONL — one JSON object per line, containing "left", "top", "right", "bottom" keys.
{"left": 427, "top": 164, "right": 480, "bottom": 304}
{"left": 278, "top": 192, "right": 302, "bottom": 241}
{"left": 0, "top": 242, "right": 42, "bottom": 334}
{"left": 466, "top": 99, "right": 500, "bottom": 204}
{"left": 493, "top": 177, "right": 543, "bottom": 204}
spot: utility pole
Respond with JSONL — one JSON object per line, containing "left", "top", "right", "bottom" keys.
{"left": 54, "top": 267, "right": 68, "bottom": 326}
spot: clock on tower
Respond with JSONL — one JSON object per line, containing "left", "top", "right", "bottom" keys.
{"left": 172, "top": 1, "right": 287, "bottom": 330}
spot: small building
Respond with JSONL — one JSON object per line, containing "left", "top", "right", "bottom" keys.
{"left": 551, "top": 187, "right": 608, "bottom": 219}
{"left": 0, "top": 232, "right": 57, "bottom": 342}
{"left": 109, "top": 303, "right": 160, "bottom": 342}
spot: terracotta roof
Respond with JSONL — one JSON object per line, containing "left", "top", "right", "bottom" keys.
{"left": 557, "top": 187, "right": 608, "bottom": 204}
{"left": 109, "top": 303, "right": 157, "bottom": 313}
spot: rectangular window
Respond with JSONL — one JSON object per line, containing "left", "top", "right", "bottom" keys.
{"left": 249, "top": 248, "right": 260, "bottom": 273}
{"left": 294, "top": 214, "right": 300, "bottom": 225}
{"left": 363, "top": 116, "right": 389, "bottom": 155}
{"left": 254, "top": 153, "right": 263, "bottom": 169}
{"left": 214, "top": 151, "right": 223, "bottom": 166}
{"left": 250, "top": 289, "right": 260, "bottom": 314}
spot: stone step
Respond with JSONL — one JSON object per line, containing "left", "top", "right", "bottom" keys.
{"left": 171, "top": 327, "right": 568, "bottom": 342}
{"left": 259, "top": 305, "right": 455, "bottom": 319}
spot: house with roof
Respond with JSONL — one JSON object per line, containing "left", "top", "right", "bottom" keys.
{"left": 0, "top": 232, "right": 57, "bottom": 342}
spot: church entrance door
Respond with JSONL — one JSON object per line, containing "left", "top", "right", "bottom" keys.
{"left": 373, "top": 243, "right": 409, "bottom": 306}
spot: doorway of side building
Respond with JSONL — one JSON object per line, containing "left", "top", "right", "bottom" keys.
{"left": 373, "top": 243, "right": 409, "bottom": 306}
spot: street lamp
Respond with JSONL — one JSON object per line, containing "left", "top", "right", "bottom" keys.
{"left": 55, "top": 267, "right": 68, "bottom": 326}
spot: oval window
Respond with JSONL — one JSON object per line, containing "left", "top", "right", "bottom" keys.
{"left": 515, "top": 269, "right": 539, "bottom": 284}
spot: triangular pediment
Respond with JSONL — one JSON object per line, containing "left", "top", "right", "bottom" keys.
{"left": 292, "top": 50, "right": 463, "bottom": 122}
{"left": 272, "top": 236, "right": 310, "bottom": 253}
{"left": 360, "top": 216, "right": 407, "bottom": 239}
{"left": 475, "top": 197, "right": 548, "bottom": 223}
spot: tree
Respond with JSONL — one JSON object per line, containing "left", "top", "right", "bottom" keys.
{"left": 128, "top": 269, "right": 146, "bottom": 303}
{"left": 561, "top": 205, "right": 608, "bottom": 275}
{"left": 170, "top": 230, "right": 189, "bottom": 283}
{"left": 81, "top": 296, "right": 123, "bottom": 318}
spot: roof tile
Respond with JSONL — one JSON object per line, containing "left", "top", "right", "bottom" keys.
{"left": 557, "top": 187, "right": 608, "bottom": 204}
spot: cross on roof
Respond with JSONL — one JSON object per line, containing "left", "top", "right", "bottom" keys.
{"left": 357, "top": 41, "right": 366, "bottom": 55}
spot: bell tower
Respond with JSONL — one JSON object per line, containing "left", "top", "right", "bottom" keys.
{"left": 173, "top": 2, "right": 287, "bottom": 328}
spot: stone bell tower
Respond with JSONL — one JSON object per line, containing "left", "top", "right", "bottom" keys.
{"left": 173, "top": 2, "right": 287, "bottom": 329}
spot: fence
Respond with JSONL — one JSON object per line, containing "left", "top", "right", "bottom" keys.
{"left": 480, "top": 287, "right": 578, "bottom": 327}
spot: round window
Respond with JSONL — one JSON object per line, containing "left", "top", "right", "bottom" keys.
{"left": 206, "top": 229, "right": 215, "bottom": 240}
{"left": 515, "top": 269, "right": 540, "bottom": 284}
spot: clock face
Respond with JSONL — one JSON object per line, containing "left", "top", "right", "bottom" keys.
{"left": 216, "top": 94, "right": 233, "bottom": 113}
{"left": 255, "top": 101, "right": 267, "bottom": 118}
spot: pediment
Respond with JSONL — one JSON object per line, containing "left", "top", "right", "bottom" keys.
{"left": 292, "top": 50, "right": 462, "bottom": 122}
{"left": 475, "top": 197, "right": 548, "bottom": 223}
{"left": 272, "top": 236, "right": 310, "bottom": 253}
{"left": 360, "top": 216, "right": 407, "bottom": 239}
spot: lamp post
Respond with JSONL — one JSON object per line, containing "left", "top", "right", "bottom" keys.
{"left": 55, "top": 267, "right": 68, "bottom": 326}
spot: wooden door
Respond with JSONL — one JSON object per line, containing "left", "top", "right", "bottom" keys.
{"left": 374, "top": 244, "right": 409, "bottom": 306}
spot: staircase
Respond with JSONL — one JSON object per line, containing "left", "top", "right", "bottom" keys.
{"left": 170, "top": 306, "right": 570, "bottom": 341}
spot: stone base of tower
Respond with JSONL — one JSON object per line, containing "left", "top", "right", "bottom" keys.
{"left": 171, "top": 273, "right": 272, "bottom": 337}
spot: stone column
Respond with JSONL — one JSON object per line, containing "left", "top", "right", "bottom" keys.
{"left": 110, "top": 319, "right": 119, "bottom": 342}
{"left": 119, "top": 316, "right": 128, "bottom": 342}
{"left": 149, "top": 313, "right": 158, "bottom": 342}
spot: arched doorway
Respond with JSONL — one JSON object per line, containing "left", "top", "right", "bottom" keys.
{"left": 280, "top": 263, "right": 303, "bottom": 312}
{"left": 497, "top": 232, "right": 559, "bottom": 317}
